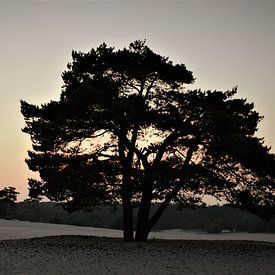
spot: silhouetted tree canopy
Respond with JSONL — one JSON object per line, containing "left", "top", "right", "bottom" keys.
{"left": 0, "top": 186, "right": 19, "bottom": 203}
{"left": 21, "top": 40, "right": 275, "bottom": 241}
{"left": 0, "top": 186, "right": 19, "bottom": 216}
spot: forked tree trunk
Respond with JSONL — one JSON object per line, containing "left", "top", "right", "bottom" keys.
{"left": 136, "top": 146, "right": 195, "bottom": 241}
{"left": 135, "top": 199, "right": 170, "bottom": 242}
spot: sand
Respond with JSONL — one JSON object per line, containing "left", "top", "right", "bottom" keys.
{"left": 1, "top": 219, "right": 275, "bottom": 243}
{"left": 0, "top": 219, "right": 275, "bottom": 274}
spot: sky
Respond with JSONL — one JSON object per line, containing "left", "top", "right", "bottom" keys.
{"left": 0, "top": 0, "right": 274, "bottom": 201}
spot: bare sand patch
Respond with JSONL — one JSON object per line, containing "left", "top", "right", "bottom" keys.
{"left": 1, "top": 219, "right": 275, "bottom": 274}
{"left": 1, "top": 219, "right": 275, "bottom": 243}
{"left": 0, "top": 235, "right": 274, "bottom": 274}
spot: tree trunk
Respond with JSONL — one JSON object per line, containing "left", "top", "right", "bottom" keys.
{"left": 148, "top": 198, "right": 170, "bottom": 233}
{"left": 121, "top": 176, "right": 134, "bottom": 241}
{"left": 135, "top": 225, "right": 150, "bottom": 242}
{"left": 147, "top": 146, "right": 197, "bottom": 234}
{"left": 118, "top": 129, "right": 134, "bottom": 241}
{"left": 135, "top": 200, "right": 151, "bottom": 241}
{"left": 135, "top": 181, "right": 152, "bottom": 241}
{"left": 122, "top": 200, "right": 134, "bottom": 241}
{"left": 135, "top": 146, "right": 197, "bottom": 241}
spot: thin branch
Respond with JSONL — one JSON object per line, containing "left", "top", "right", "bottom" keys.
{"left": 126, "top": 82, "right": 141, "bottom": 93}
{"left": 152, "top": 130, "right": 179, "bottom": 168}
{"left": 120, "top": 73, "right": 141, "bottom": 94}
{"left": 124, "top": 139, "right": 150, "bottom": 170}
{"left": 90, "top": 130, "right": 109, "bottom": 139}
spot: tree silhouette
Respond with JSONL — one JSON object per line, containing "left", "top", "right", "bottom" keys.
{"left": 0, "top": 186, "right": 19, "bottom": 217}
{"left": 21, "top": 40, "right": 275, "bottom": 241}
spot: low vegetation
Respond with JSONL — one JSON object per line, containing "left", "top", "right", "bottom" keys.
{"left": 1, "top": 202, "right": 274, "bottom": 233}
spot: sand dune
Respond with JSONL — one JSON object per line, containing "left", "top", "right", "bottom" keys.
{"left": 1, "top": 235, "right": 275, "bottom": 274}
{"left": 0, "top": 219, "right": 275, "bottom": 243}
{"left": 1, "top": 219, "right": 275, "bottom": 274}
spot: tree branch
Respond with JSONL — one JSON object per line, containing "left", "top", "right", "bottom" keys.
{"left": 148, "top": 144, "right": 197, "bottom": 230}
{"left": 124, "top": 139, "right": 150, "bottom": 170}
{"left": 90, "top": 130, "right": 109, "bottom": 139}
{"left": 152, "top": 130, "right": 179, "bottom": 168}
{"left": 144, "top": 76, "right": 156, "bottom": 99}
{"left": 126, "top": 125, "right": 139, "bottom": 164}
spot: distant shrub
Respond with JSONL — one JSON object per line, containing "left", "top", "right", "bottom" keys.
{"left": 267, "top": 218, "right": 275, "bottom": 233}
{"left": 249, "top": 220, "right": 268, "bottom": 233}
{"left": 206, "top": 220, "right": 223, "bottom": 233}
{"left": 110, "top": 217, "right": 123, "bottom": 229}
{"left": 49, "top": 215, "right": 63, "bottom": 225}
{"left": 3, "top": 202, "right": 274, "bottom": 232}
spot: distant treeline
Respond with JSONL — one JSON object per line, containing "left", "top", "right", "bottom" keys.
{"left": 1, "top": 201, "right": 275, "bottom": 233}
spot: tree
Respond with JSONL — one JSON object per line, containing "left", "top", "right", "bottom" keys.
{"left": 21, "top": 40, "right": 275, "bottom": 241}
{"left": 0, "top": 186, "right": 19, "bottom": 217}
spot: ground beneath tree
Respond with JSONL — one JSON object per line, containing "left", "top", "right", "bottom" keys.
{"left": 0, "top": 219, "right": 275, "bottom": 274}
{"left": 0, "top": 235, "right": 274, "bottom": 274}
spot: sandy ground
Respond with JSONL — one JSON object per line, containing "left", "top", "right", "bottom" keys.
{"left": 0, "top": 219, "right": 275, "bottom": 274}
{"left": 1, "top": 219, "right": 275, "bottom": 243}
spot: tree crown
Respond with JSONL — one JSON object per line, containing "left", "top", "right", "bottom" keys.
{"left": 21, "top": 40, "right": 275, "bottom": 220}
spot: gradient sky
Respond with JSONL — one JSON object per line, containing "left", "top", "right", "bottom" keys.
{"left": 0, "top": 0, "right": 274, "bottom": 200}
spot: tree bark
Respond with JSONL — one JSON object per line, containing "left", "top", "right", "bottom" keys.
{"left": 148, "top": 196, "right": 171, "bottom": 233}
{"left": 147, "top": 145, "right": 197, "bottom": 233}
{"left": 135, "top": 180, "right": 152, "bottom": 241}
{"left": 122, "top": 179, "right": 134, "bottom": 241}
{"left": 134, "top": 132, "right": 180, "bottom": 241}
{"left": 118, "top": 129, "right": 134, "bottom": 241}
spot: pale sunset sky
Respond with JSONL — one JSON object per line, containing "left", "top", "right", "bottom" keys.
{"left": 0, "top": 0, "right": 274, "bottom": 200}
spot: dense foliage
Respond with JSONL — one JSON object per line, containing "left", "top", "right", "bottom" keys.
{"left": 0, "top": 186, "right": 19, "bottom": 203}
{"left": 21, "top": 40, "right": 275, "bottom": 241}
{"left": 0, "top": 186, "right": 19, "bottom": 216}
